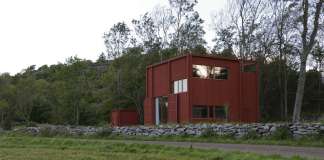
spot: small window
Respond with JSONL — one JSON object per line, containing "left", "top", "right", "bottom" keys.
{"left": 214, "top": 106, "right": 227, "bottom": 120}
{"left": 192, "top": 105, "right": 208, "bottom": 118}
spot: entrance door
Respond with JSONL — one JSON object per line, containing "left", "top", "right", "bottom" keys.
{"left": 155, "top": 96, "right": 168, "bottom": 125}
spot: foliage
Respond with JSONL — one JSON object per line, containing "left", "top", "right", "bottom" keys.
{"left": 270, "top": 126, "right": 293, "bottom": 140}
{"left": 243, "top": 130, "right": 260, "bottom": 140}
{"left": 95, "top": 127, "right": 113, "bottom": 137}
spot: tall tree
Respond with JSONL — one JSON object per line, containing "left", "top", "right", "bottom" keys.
{"left": 293, "top": 0, "right": 323, "bottom": 123}
{"left": 103, "top": 22, "right": 131, "bottom": 59}
{"left": 169, "top": 0, "right": 198, "bottom": 54}
{"left": 177, "top": 11, "right": 206, "bottom": 52}
{"left": 132, "top": 13, "right": 161, "bottom": 53}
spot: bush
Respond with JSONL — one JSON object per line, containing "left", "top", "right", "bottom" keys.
{"left": 96, "top": 128, "right": 112, "bottom": 137}
{"left": 270, "top": 126, "right": 293, "bottom": 140}
{"left": 39, "top": 126, "right": 69, "bottom": 137}
{"left": 243, "top": 130, "right": 259, "bottom": 140}
{"left": 26, "top": 121, "right": 38, "bottom": 127}
{"left": 1, "top": 117, "right": 12, "bottom": 130}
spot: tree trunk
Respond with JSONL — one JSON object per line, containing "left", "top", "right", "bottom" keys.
{"left": 292, "top": 54, "right": 307, "bottom": 123}
{"left": 284, "top": 62, "right": 288, "bottom": 119}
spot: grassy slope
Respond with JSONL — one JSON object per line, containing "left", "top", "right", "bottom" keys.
{"left": 0, "top": 136, "right": 308, "bottom": 160}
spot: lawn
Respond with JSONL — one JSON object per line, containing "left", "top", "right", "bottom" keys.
{"left": 0, "top": 136, "right": 309, "bottom": 160}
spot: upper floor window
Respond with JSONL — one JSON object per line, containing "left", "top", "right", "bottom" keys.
{"left": 192, "top": 65, "right": 228, "bottom": 79}
{"left": 173, "top": 79, "right": 187, "bottom": 94}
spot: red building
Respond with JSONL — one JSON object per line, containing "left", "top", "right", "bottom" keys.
{"left": 111, "top": 109, "right": 139, "bottom": 126}
{"left": 144, "top": 54, "right": 259, "bottom": 125}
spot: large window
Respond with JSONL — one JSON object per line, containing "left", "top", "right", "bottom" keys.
{"left": 192, "top": 105, "right": 228, "bottom": 120}
{"left": 192, "top": 105, "right": 208, "bottom": 118}
{"left": 173, "top": 79, "right": 188, "bottom": 94}
{"left": 193, "top": 65, "right": 228, "bottom": 79}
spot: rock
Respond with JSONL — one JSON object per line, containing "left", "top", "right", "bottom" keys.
{"left": 269, "top": 126, "right": 277, "bottom": 133}
{"left": 319, "top": 126, "right": 324, "bottom": 131}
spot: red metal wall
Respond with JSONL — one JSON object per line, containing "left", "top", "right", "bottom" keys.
{"left": 190, "top": 56, "right": 241, "bottom": 122}
{"left": 111, "top": 109, "right": 139, "bottom": 126}
{"left": 144, "top": 54, "right": 259, "bottom": 125}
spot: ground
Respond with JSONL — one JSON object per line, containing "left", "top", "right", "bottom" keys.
{"left": 0, "top": 136, "right": 311, "bottom": 160}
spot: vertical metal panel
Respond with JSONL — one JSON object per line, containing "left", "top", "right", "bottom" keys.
{"left": 144, "top": 98, "right": 153, "bottom": 125}
{"left": 111, "top": 109, "right": 138, "bottom": 126}
{"left": 153, "top": 65, "right": 169, "bottom": 97}
{"left": 167, "top": 94, "right": 178, "bottom": 123}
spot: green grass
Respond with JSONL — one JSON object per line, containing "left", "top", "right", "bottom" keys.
{"left": 101, "top": 134, "right": 324, "bottom": 148}
{"left": 0, "top": 136, "right": 309, "bottom": 160}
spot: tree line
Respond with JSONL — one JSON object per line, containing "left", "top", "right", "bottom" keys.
{"left": 0, "top": 0, "right": 323, "bottom": 129}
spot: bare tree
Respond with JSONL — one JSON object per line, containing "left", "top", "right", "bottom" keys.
{"left": 293, "top": 0, "right": 323, "bottom": 123}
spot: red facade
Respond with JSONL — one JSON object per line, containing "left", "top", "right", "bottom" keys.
{"left": 111, "top": 109, "right": 139, "bottom": 126}
{"left": 144, "top": 54, "right": 259, "bottom": 125}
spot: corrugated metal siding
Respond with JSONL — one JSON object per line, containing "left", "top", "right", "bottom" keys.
{"left": 111, "top": 109, "right": 139, "bottom": 126}
{"left": 144, "top": 54, "right": 259, "bottom": 125}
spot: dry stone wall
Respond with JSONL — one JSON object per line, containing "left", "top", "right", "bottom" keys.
{"left": 8, "top": 123, "right": 324, "bottom": 138}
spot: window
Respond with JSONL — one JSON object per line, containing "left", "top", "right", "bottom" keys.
{"left": 192, "top": 105, "right": 208, "bottom": 118}
{"left": 214, "top": 106, "right": 227, "bottom": 120}
{"left": 192, "top": 105, "right": 228, "bottom": 120}
{"left": 173, "top": 79, "right": 188, "bottom": 94}
{"left": 193, "top": 65, "right": 228, "bottom": 79}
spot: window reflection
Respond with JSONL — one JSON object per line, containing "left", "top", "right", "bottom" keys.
{"left": 193, "top": 65, "right": 228, "bottom": 79}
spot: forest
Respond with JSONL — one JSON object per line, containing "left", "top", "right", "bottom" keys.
{"left": 0, "top": 0, "right": 323, "bottom": 129}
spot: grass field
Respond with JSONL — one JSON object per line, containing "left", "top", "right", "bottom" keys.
{"left": 0, "top": 136, "right": 310, "bottom": 160}
{"left": 103, "top": 134, "right": 324, "bottom": 148}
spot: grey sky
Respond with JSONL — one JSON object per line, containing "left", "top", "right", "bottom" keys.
{"left": 0, "top": 0, "right": 226, "bottom": 74}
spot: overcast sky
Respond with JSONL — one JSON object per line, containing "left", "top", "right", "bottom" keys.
{"left": 0, "top": 0, "right": 226, "bottom": 74}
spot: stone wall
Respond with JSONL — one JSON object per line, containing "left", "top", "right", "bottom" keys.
{"left": 8, "top": 123, "right": 324, "bottom": 138}
{"left": 113, "top": 123, "right": 324, "bottom": 138}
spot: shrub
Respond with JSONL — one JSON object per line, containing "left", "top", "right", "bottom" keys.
{"left": 26, "top": 122, "right": 38, "bottom": 127}
{"left": 39, "top": 126, "right": 69, "bottom": 137}
{"left": 243, "top": 130, "right": 259, "bottom": 140}
{"left": 1, "top": 117, "right": 12, "bottom": 130}
{"left": 270, "top": 126, "right": 293, "bottom": 140}
{"left": 96, "top": 128, "right": 112, "bottom": 137}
